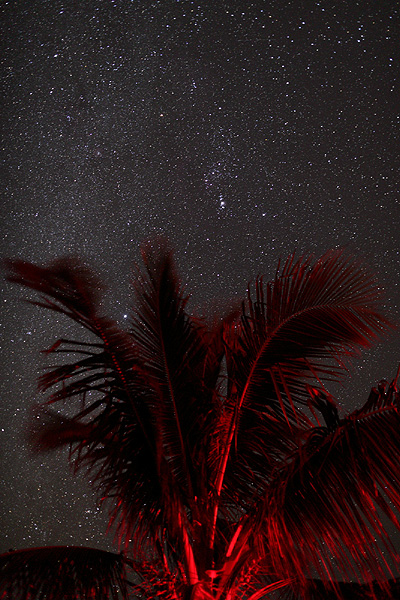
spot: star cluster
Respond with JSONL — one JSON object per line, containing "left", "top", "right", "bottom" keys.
{"left": 1, "top": 0, "right": 399, "bottom": 553}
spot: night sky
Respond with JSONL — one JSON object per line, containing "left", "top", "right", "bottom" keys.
{"left": 1, "top": 0, "right": 399, "bottom": 556}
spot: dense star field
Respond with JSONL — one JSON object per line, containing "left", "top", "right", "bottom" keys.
{"left": 1, "top": 0, "right": 399, "bottom": 555}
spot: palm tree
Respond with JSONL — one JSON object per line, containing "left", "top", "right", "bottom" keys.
{"left": 1, "top": 240, "right": 400, "bottom": 600}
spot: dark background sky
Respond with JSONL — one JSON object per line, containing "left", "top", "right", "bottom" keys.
{"left": 1, "top": 0, "right": 399, "bottom": 555}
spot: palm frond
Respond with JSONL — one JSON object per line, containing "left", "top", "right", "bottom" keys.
{"left": 131, "top": 241, "right": 220, "bottom": 506}
{"left": 28, "top": 405, "right": 94, "bottom": 450}
{"left": 4, "top": 256, "right": 166, "bottom": 551}
{"left": 219, "top": 251, "right": 391, "bottom": 507}
{"left": 0, "top": 546, "right": 129, "bottom": 600}
{"left": 263, "top": 372, "right": 400, "bottom": 594}
{"left": 4, "top": 257, "right": 103, "bottom": 330}
{"left": 233, "top": 250, "right": 389, "bottom": 411}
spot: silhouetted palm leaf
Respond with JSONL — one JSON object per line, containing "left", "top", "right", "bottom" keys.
{"left": 0, "top": 546, "right": 129, "bottom": 600}
{"left": 229, "top": 250, "right": 388, "bottom": 415}
{"left": 219, "top": 251, "right": 389, "bottom": 512}
{"left": 263, "top": 373, "right": 400, "bottom": 596}
{"left": 5, "top": 256, "right": 164, "bottom": 550}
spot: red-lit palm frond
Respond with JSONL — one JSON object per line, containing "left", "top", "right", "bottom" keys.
{"left": 4, "top": 257, "right": 165, "bottom": 550}
{"left": 219, "top": 251, "right": 390, "bottom": 507}
{"left": 4, "top": 258, "right": 141, "bottom": 414}
{"left": 28, "top": 405, "right": 93, "bottom": 450}
{"left": 0, "top": 546, "right": 129, "bottom": 600}
{"left": 262, "top": 372, "right": 400, "bottom": 599}
{"left": 4, "top": 257, "right": 103, "bottom": 329}
{"left": 129, "top": 242, "right": 229, "bottom": 524}
{"left": 232, "top": 250, "right": 389, "bottom": 411}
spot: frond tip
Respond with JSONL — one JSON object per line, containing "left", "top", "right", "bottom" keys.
{"left": 0, "top": 546, "right": 129, "bottom": 600}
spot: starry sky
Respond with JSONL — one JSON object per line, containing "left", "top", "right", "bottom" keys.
{"left": 1, "top": 0, "right": 399, "bottom": 555}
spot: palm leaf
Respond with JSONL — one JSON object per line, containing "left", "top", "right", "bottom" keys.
{"left": 131, "top": 240, "right": 212, "bottom": 487}
{"left": 232, "top": 250, "right": 389, "bottom": 411}
{"left": 4, "top": 256, "right": 166, "bottom": 552}
{"left": 0, "top": 546, "right": 129, "bottom": 600}
{"left": 28, "top": 405, "right": 94, "bottom": 450}
{"left": 263, "top": 372, "right": 400, "bottom": 595}
{"left": 219, "top": 250, "right": 391, "bottom": 508}
{"left": 130, "top": 242, "right": 229, "bottom": 519}
{"left": 4, "top": 257, "right": 103, "bottom": 331}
